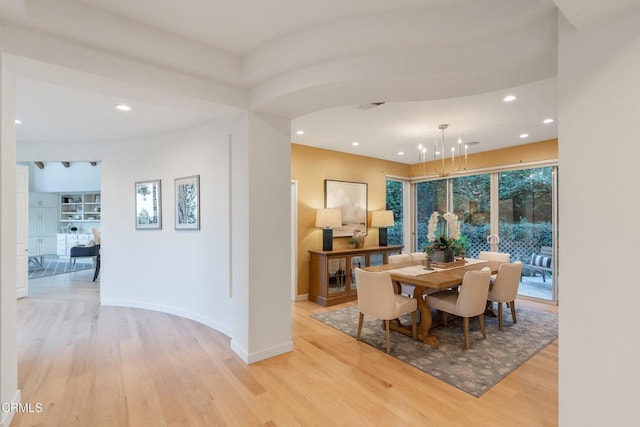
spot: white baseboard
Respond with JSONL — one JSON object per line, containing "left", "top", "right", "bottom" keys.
{"left": 100, "top": 298, "right": 232, "bottom": 337}
{"left": 231, "top": 340, "right": 293, "bottom": 364}
{"left": 0, "top": 389, "right": 21, "bottom": 427}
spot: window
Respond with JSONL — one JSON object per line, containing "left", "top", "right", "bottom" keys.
{"left": 385, "top": 179, "right": 404, "bottom": 246}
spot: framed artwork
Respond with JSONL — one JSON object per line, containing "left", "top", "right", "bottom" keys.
{"left": 325, "top": 179, "right": 368, "bottom": 237}
{"left": 135, "top": 180, "right": 162, "bottom": 230}
{"left": 175, "top": 175, "right": 200, "bottom": 230}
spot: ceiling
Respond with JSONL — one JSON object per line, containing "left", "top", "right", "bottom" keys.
{"left": 2, "top": 0, "right": 635, "bottom": 163}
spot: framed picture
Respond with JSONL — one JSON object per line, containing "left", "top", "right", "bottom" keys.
{"left": 175, "top": 175, "right": 200, "bottom": 230}
{"left": 135, "top": 180, "right": 162, "bottom": 230}
{"left": 325, "top": 179, "right": 368, "bottom": 237}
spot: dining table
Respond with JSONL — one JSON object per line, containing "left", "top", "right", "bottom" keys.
{"left": 364, "top": 258, "right": 502, "bottom": 346}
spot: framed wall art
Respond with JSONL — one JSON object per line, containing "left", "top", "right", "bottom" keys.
{"left": 175, "top": 175, "right": 200, "bottom": 230}
{"left": 324, "top": 179, "right": 368, "bottom": 237}
{"left": 135, "top": 180, "right": 162, "bottom": 230}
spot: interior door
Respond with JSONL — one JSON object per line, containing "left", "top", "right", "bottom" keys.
{"left": 16, "top": 164, "right": 29, "bottom": 298}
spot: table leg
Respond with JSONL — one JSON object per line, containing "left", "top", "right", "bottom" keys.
{"left": 414, "top": 287, "right": 438, "bottom": 346}
{"left": 386, "top": 280, "right": 439, "bottom": 346}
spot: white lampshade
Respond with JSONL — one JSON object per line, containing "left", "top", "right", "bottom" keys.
{"left": 371, "top": 210, "right": 394, "bottom": 228}
{"left": 315, "top": 208, "right": 342, "bottom": 228}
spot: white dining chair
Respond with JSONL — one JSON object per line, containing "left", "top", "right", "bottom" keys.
{"left": 354, "top": 268, "right": 417, "bottom": 353}
{"left": 389, "top": 253, "right": 414, "bottom": 297}
{"left": 410, "top": 252, "right": 426, "bottom": 262}
{"left": 487, "top": 261, "right": 523, "bottom": 330}
{"left": 478, "top": 251, "right": 511, "bottom": 263}
{"left": 426, "top": 269, "right": 491, "bottom": 350}
{"left": 478, "top": 251, "right": 511, "bottom": 283}
{"left": 389, "top": 254, "right": 411, "bottom": 264}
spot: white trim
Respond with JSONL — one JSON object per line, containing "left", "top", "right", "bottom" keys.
{"left": 385, "top": 174, "right": 411, "bottom": 181}
{"left": 100, "top": 298, "right": 232, "bottom": 337}
{"left": 228, "top": 133, "right": 233, "bottom": 299}
{"left": 230, "top": 339, "right": 294, "bottom": 364}
{"left": 290, "top": 180, "right": 298, "bottom": 301}
{"left": 0, "top": 389, "right": 21, "bottom": 427}
{"left": 411, "top": 159, "right": 558, "bottom": 183}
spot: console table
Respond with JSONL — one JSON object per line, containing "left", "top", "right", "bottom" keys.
{"left": 308, "top": 245, "right": 403, "bottom": 307}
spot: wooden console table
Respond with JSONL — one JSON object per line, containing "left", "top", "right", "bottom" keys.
{"left": 308, "top": 245, "right": 403, "bottom": 307}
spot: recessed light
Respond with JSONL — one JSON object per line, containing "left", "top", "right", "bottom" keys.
{"left": 503, "top": 95, "right": 517, "bottom": 102}
{"left": 352, "top": 141, "right": 359, "bottom": 146}
{"left": 542, "top": 118, "right": 555, "bottom": 124}
{"left": 14, "top": 119, "right": 22, "bottom": 124}
{"left": 397, "top": 151, "right": 405, "bottom": 156}
{"left": 520, "top": 133, "right": 529, "bottom": 138}
{"left": 296, "top": 130, "right": 304, "bottom": 135}
{"left": 115, "top": 104, "right": 132, "bottom": 112}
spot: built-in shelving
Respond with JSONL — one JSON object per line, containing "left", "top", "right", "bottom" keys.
{"left": 60, "top": 193, "right": 101, "bottom": 222}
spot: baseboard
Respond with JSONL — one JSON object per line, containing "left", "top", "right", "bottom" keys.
{"left": 100, "top": 298, "right": 232, "bottom": 337}
{"left": 0, "top": 389, "right": 21, "bottom": 427}
{"left": 294, "top": 293, "right": 309, "bottom": 302}
{"left": 230, "top": 340, "right": 293, "bottom": 364}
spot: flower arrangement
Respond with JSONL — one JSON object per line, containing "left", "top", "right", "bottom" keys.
{"left": 424, "top": 212, "right": 465, "bottom": 257}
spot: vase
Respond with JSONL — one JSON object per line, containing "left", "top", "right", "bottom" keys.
{"left": 352, "top": 230, "right": 365, "bottom": 248}
{"left": 431, "top": 248, "right": 454, "bottom": 263}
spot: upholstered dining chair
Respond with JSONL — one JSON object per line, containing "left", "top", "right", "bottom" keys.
{"left": 409, "top": 252, "right": 426, "bottom": 262}
{"left": 478, "top": 251, "right": 511, "bottom": 283}
{"left": 354, "top": 268, "right": 417, "bottom": 353}
{"left": 388, "top": 253, "right": 414, "bottom": 296}
{"left": 478, "top": 251, "right": 511, "bottom": 263}
{"left": 388, "top": 254, "right": 411, "bottom": 264}
{"left": 426, "top": 269, "right": 491, "bottom": 350}
{"left": 487, "top": 261, "right": 523, "bottom": 330}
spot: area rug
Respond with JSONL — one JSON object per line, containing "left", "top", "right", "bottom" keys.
{"left": 312, "top": 305, "right": 557, "bottom": 397}
{"left": 29, "top": 261, "right": 94, "bottom": 279}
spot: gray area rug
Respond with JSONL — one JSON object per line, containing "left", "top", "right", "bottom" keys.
{"left": 29, "top": 261, "right": 93, "bottom": 279}
{"left": 312, "top": 305, "right": 557, "bottom": 397}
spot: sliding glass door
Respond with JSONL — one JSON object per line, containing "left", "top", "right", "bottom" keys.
{"left": 497, "top": 167, "right": 555, "bottom": 300}
{"left": 412, "top": 165, "right": 557, "bottom": 303}
{"left": 414, "top": 179, "right": 447, "bottom": 252}
{"left": 451, "top": 174, "right": 491, "bottom": 258}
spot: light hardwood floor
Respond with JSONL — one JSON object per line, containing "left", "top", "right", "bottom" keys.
{"left": 12, "top": 271, "right": 558, "bottom": 426}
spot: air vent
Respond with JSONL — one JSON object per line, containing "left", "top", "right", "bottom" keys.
{"left": 356, "top": 102, "right": 386, "bottom": 111}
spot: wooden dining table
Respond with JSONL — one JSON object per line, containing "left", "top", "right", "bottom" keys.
{"left": 364, "top": 259, "right": 502, "bottom": 346}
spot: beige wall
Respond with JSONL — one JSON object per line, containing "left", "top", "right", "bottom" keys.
{"left": 292, "top": 139, "right": 558, "bottom": 297}
{"left": 291, "top": 144, "right": 410, "bottom": 296}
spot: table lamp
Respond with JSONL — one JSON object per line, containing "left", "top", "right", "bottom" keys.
{"left": 371, "top": 210, "right": 394, "bottom": 246}
{"left": 315, "top": 208, "right": 342, "bottom": 251}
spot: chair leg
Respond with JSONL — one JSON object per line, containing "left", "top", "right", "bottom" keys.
{"left": 479, "top": 314, "right": 487, "bottom": 339}
{"left": 385, "top": 320, "right": 391, "bottom": 353}
{"left": 498, "top": 302, "right": 504, "bottom": 330}
{"left": 510, "top": 300, "right": 517, "bottom": 324}
{"left": 442, "top": 311, "right": 448, "bottom": 327}
{"left": 357, "top": 312, "right": 364, "bottom": 340}
{"left": 463, "top": 317, "right": 470, "bottom": 350}
{"left": 411, "top": 311, "right": 417, "bottom": 340}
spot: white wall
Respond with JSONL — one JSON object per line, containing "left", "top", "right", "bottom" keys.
{"left": 25, "top": 161, "right": 101, "bottom": 192}
{"left": 99, "top": 121, "right": 234, "bottom": 335}
{"left": 0, "top": 53, "right": 19, "bottom": 427}
{"left": 229, "top": 112, "right": 293, "bottom": 363}
{"left": 558, "top": 8, "right": 640, "bottom": 425}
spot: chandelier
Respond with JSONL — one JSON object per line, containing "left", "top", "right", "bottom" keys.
{"left": 417, "top": 124, "right": 470, "bottom": 177}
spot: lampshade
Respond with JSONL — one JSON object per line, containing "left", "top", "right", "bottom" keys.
{"left": 371, "top": 210, "right": 394, "bottom": 228}
{"left": 315, "top": 208, "right": 342, "bottom": 228}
